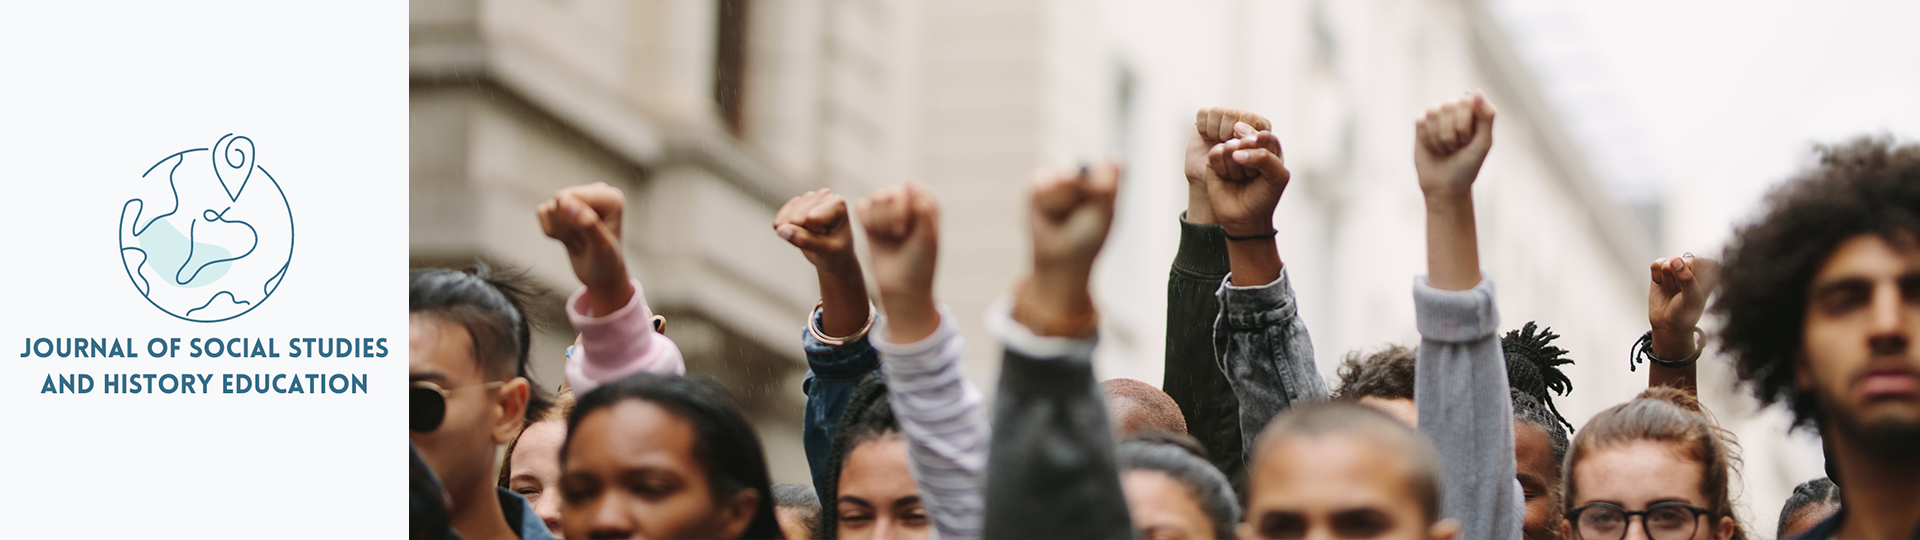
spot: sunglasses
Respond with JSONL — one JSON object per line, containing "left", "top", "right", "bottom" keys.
{"left": 411, "top": 380, "right": 505, "bottom": 432}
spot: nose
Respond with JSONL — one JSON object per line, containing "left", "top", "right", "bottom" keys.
{"left": 534, "top": 495, "right": 564, "bottom": 539}
{"left": 1624, "top": 515, "right": 1652, "bottom": 540}
{"left": 1867, "top": 283, "right": 1910, "bottom": 356}
{"left": 870, "top": 517, "right": 896, "bottom": 540}
{"left": 582, "top": 494, "right": 636, "bottom": 540}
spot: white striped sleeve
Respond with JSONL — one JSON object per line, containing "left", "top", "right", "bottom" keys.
{"left": 873, "top": 309, "right": 988, "bottom": 540}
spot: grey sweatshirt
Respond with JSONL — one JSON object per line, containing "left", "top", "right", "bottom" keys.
{"left": 1413, "top": 276, "right": 1522, "bottom": 540}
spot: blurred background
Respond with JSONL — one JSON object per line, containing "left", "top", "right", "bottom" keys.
{"left": 409, "top": 1, "right": 1920, "bottom": 536}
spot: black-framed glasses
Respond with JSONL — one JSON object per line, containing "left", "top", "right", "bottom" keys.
{"left": 411, "top": 380, "right": 505, "bottom": 433}
{"left": 1570, "top": 501, "right": 1712, "bottom": 540}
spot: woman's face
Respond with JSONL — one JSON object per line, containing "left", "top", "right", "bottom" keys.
{"left": 1121, "top": 469, "right": 1215, "bottom": 540}
{"left": 560, "top": 400, "right": 758, "bottom": 540}
{"left": 1565, "top": 440, "right": 1734, "bottom": 540}
{"left": 835, "top": 435, "right": 929, "bottom": 540}
{"left": 508, "top": 420, "right": 567, "bottom": 538}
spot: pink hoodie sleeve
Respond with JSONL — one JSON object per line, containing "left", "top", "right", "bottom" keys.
{"left": 565, "top": 278, "right": 686, "bottom": 394}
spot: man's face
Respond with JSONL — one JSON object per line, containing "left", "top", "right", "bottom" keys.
{"left": 561, "top": 400, "right": 755, "bottom": 540}
{"left": 1800, "top": 234, "right": 1920, "bottom": 453}
{"left": 410, "top": 315, "right": 516, "bottom": 506}
{"left": 508, "top": 420, "right": 568, "bottom": 538}
{"left": 1123, "top": 469, "right": 1216, "bottom": 540}
{"left": 1513, "top": 421, "right": 1563, "bottom": 540}
{"left": 1242, "top": 433, "right": 1453, "bottom": 540}
{"left": 835, "top": 436, "right": 929, "bottom": 540}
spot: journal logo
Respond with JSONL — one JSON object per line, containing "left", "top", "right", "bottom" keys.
{"left": 118, "top": 134, "right": 294, "bottom": 322}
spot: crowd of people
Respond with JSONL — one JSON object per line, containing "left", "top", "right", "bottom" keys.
{"left": 409, "top": 93, "right": 1920, "bottom": 539}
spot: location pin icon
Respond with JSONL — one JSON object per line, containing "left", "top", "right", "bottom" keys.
{"left": 212, "top": 134, "right": 254, "bottom": 202}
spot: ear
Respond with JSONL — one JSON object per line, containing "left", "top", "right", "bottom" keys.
{"left": 1716, "top": 515, "right": 1736, "bottom": 540}
{"left": 1562, "top": 518, "right": 1576, "bottom": 540}
{"left": 1429, "top": 518, "right": 1460, "bottom": 540}
{"left": 491, "top": 377, "right": 531, "bottom": 445}
{"left": 1236, "top": 520, "right": 1253, "bottom": 540}
{"left": 1793, "top": 349, "right": 1816, "bottom": 391}
{"left": 717, "top": 488, "right": 762, "bottom": 540}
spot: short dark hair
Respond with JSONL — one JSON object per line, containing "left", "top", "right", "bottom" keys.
{"left": 1333, "top": 344, "right": 1417, "bottom": 401}
{"left": 1118, "top": 434, "right": 1240, "bottom": 539}
{"left": 564, "top": 374, "right": 782, "bottom": 539}
{"left": 409, "top": 263, "right": 553, "bottom": 423}
{"left": 1252, "top": 401, "right": 1441, "bottom": 523}
{"left": 1101, "top": 378, "right": 1188, "bottom": 435}
{"left": 772, "top": 483, "right": 822, "bottom": 540}
{"left": 1714, "top": 137, "right": 1920, "bottom": 430}
{"left": 1777, "top": 477, "right": 1840, "bottom": 538}
{"left": 821, "top": 375, "right": 899, "bottom": 539}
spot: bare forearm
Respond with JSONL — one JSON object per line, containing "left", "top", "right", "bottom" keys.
{"left": 1017, "top": 271, "right": 1096, "bottom": 338}
{"left": 1186, "top": 183, "right": 1214, "bottom": 224}
{"left": 1423, "top": 192, "right": 1481, "bottom": 291}
{"left": 815, "top": 257, "right": 872, "bottom": 338}
{"left": 582, "top": 248, "right": 637, "bottom": 317}
{"left": 1225, "top": 237, "right": 1283, "bottom": 287}
{"left": 1648, "top": 329, "right": 1698, "bottom": 392}
{"left": 879, "top": 287, "right": 939, "bottom": 344}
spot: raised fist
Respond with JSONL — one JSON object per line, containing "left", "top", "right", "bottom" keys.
{"left": 1648, "top": 253, "right": 1720, "bottom": 358}
{"left": 1186, "top": 107, "right": 1273, "bottom": 186}
{"left": 856, "top": 183, "right": 940, "bottom": 302}
{"left": 537, "top": 182, "right": 628, "bottom": 292}
{"left": 773, "top": 189, "right": 858, "bottom": 272}
{"left": 1205, "top": 128, "right": 1290, "bottom": 238}
{"left": 1030, "top": 163, "right": 1122, "bottom": 277}
{"left": 1413, "top": 91, "right": 1497, "bottom": 198}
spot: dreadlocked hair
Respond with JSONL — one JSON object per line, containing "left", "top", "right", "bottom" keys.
{"left": 819, "top": 374, "right": 900, "bottom": 539}
{"left": 1502, "top": 321, "right": 1575, "bottom": 430}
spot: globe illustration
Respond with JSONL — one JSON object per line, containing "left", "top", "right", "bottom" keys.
{"left": 118, "top": 134, "right": 294, "bottom": 322}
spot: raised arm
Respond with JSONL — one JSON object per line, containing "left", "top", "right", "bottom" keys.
{"left": 1643, "top": 253, "right": 1720, "bottom": 392}
{"left": 536, "top": 182, "right": 684, "bottom": 394}
{"left": 1165, "top": 107, "right": 1272, "bottom": 494}
{"left": 773, "top": 189, "right": 883, "bottom": 497}
{"left": 1411, "top": 92, "right": 1521, "bottom": 540}
{"left": 982, "top": 163, "right": 1133, "bottom": 540}
{"left": 1202, "top": 117, "right": 1328, "bottom": 462}
{"left": 857, "top": 182, "right": 989, "bottom": 540}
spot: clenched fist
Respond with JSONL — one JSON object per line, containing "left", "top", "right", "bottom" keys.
{"left": 537, "top": 182, "right": 633, "bottom": 316}
{"left": 1414, "top": 91, "right": 1497, "bottom": 199}
{"left": 856, "top": 183, "right": 941, "bottom": 343}
{"left": 774, "top": 189, "right": 859, "bottom": 272}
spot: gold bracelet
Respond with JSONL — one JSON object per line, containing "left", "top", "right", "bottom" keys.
{"left": 808, "top": 300, "right": 876, "bottom": 347}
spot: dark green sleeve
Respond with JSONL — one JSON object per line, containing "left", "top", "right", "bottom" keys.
{"left": 981, "top": 346, "right": 1134, "bottom": 540}
{"left": 1163, "top": 213, "right": 1246, "bottom": 494}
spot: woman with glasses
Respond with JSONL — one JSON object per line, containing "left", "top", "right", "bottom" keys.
{"left": 1561, "top": 387, "right": 1746, "bottom": 540}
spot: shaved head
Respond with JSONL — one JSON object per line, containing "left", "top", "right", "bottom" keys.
{"left": 1102, "top": 378, "right": 1188, "bottom": 437}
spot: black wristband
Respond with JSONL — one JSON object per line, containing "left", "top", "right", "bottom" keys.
{"left": 1224, "top": 230, "right": 1278, "bottom": 241}
{"left": 1629, "top": 329, "right": 1704, "bottom": 371}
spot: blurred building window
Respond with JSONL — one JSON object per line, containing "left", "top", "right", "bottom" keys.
{"left": 714, "top": 0, "right": 750, "bottom": 136}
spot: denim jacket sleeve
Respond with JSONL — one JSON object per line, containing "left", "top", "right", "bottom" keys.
{"left": 800, "top": 306, "right": 882, "bottom": 502}
{"left": 1412, "top": 276, "right": 1520, "bottom": 540}
{"left": 1212, "top": 268, "right": 1328, "bottom": 461}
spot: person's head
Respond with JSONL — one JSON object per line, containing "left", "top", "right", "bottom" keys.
{"left": 1562, "top": 387, "right": 1744, "bottom": 540}
{"left": 1513, "top": 391, "right": 1571, "bottom": 540}
{"left": 1715, "top": 138, "right": 1920, "bottom": 457}
{"left": 1244, "top": 401, "right": 1457, "bottom": 540}
{"left": 410, "top": 265, "right": 552, "bottom": 508}
{"left": 1776, "top": 477, "right": 1840, "bottom": 539}
{"left": 1102, "top": 378, "right": 1189, "bottom": 437}
{"left": 502, "top": 387, "right": 577, "bottom": 538}
{"left": 821, "top": 376, "right": 925, "bottom": 540}
{"left": 772, "top": 484, "right": 822, "bottom": 540}
{"left": 1116, "top": 432, "right": 1239, "bottom": 540}
{"left": 560, "top": 374, "right": 780, "bottom": 540}
{"left": 1334, "top": 344, "right": 1419, "bottom": 426}
{"left": 1504, "top": 323, "right": 1577, "bottom": 540}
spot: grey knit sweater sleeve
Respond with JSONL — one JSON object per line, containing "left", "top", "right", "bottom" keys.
{"left": 1213, "top": 269, "right": 1328, "bottom": 460}
{"left": 1412, "top": 276, "right": 1520, "bottom": 540}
